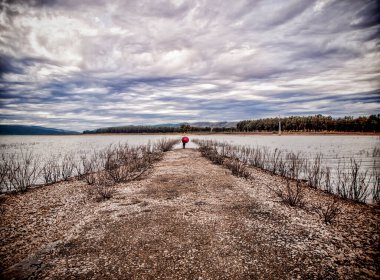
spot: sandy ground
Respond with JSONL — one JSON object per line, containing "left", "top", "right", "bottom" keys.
{"left": 1, "top": 148, "right": 379, "bottom": 279}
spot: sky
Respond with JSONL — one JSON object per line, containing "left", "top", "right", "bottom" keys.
{"left": 0, "top": 0, "right": 379, "bottom": 132}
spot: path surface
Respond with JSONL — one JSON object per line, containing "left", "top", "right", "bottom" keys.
{"left": 1, "top": 149, "right": 379, "bottom": 279}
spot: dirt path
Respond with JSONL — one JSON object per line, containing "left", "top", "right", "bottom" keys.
{"left": 1, "top": 149, "right": 379, "bottom": 279}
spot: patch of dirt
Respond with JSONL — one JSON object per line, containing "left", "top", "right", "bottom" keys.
{"left": 1, "top": 149, "right": 379, "bottom": 279}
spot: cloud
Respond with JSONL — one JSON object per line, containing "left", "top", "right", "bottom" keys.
{"left": 0, "top": 0, "right": 379, "bottom": 131}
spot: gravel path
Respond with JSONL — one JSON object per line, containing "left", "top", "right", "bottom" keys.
{"left": 1, "top": 148, "right": 379, "bottom": 279}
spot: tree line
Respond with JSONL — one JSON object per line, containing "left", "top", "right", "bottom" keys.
{"left": 83, "top": 115, "right": 380, "bottom": 134}
{"left": 83, "top": 125, "right": 235, "bottom": 134}
{"left": 237, "top": 115, "right": 380, "bottom": 132}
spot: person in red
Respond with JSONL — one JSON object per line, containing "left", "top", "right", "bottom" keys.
{"left": 181, "top": 136, "right": 189, "bottom": 149}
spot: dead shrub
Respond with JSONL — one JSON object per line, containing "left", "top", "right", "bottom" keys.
{"left": 249, "top": 147, "right": 263, "bottom": 168}
{"left": 61, "top": 153, "right": 75, "bottom": 181}
{"left": 42, "top": 157, "right": 61, "bottom": 184}
{"left": 277, "top": 157, "right": 287, "bottom": 177}
{"left": 285, "top": 152, "right": 304, "bottom": 180}
{"left": 198, "top": 145, "right": 224, "bottom": 165}
{"left": 0, "top": 195, "right": 6, "bottom": 214}
{"left": 372, "top": 166, "right": 380, "bottom": 204}
{"left": 0, "top": 154, "right": 9, "bottom": 191}
{"left": 103, "top": 145, "right": 153, "bottom": 183}
{"left": 270, "top": 148, "right": 282, "bottom": 175}
{"left": 306, "top": 154, "right": 324, "bottom": 188}
{"left": 7, "top": 150, "right": 41, "bottom": 192}
{"left": 273, "top": 179, "right": 305, "bottom": 208}
{"left": 81, "top": 144, "right": 159, "bottom": 187}
{"left": 224, "top": 158, "right": 250, "bottom": 179}
{"left": 155, "top": 138, "right": 179, "bottom": 152}
{"left": 107, "top": 163, "right": 151, "bottom": 183}
{"left": 73, "top": 160, "right": 84, "bottom": 180}
{"left": 323, "top": 167, "right": 333, "bottom": 193}
{"left": 84, "top": 172, "right": 96, "bottom": 185}
{"left": 336, "top": 159, "right": 370, "bottom": 203}
{"left": 194, "top": 138, "right": 378, "bottom": 205}
{"left": 313, "top": 198, "right": 341, "bottom": 224}
{"left": 87, "top": 173, "right": 116, "bottom": 202}
{"left": 81, "top": 153, "right": 102, "bottom": 185}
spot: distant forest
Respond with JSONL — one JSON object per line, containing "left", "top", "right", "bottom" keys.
{"left": 83, "top": 115, "right": 380, "bottom": 134}
{"left": 237, "top": 115, "right": 380, "bottom": 132}
{"left": 83, "top": 125, "right": 234, "bottom": 134}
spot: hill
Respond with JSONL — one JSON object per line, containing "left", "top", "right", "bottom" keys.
{"left": 190, "top": 121, "right": 237, "bottom": 128}
{"left": 0, "top": 125, "right": 79, "bottom": 135}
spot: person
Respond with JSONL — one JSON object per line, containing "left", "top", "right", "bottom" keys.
{"left": 181, "top": 136, "right": 189, "bottom": 149}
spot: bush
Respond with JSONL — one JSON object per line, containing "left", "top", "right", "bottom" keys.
{"left": 87, "top": 173, "right": 116, "bottom": 202}
{"left": 194, "top": 138, "right": 378, "bottom": 205}
{"left": 155, "top": 138, "right": 179, "bottom": 152}
{"left": 42, "top": 157, "right": 61, "bottom": 184}
{"left": 285, "top": 152, "right": 304, "bottom": 180}
{"left": 61, "top": 153, "right": 75, "bottom": 181}
{"left": 0, "top": 195, "right": 5, "bottom": 216}
{"left": 372, "top": 166, "right": 380, "bottom": 205}
{"left": 102, "top": 145, "right": 153, "bottom": 183}
{"left": 270, "top": 148, "right": 282, "bottom": 175}
{"left": 0, "top": 154, "right": 9, "bottom": 191}
{"left": 313, "top": 199, "right": 341, "bottom": 224}
{"left": 81, "top": 152, "right": 102, "bottom": 185}
{"left": 336, "top": 159, "right": 370, "bottom": 203}
{"left": 195, "top": 140, "right": 251, "bottom": 179}
{"left": 224, "top": 158, "right": 250, "bottom": 178}
{"left": 0, "top": 140, "right": 171, "bottom": 193}
{"left": 323, "top": 167, "right": 333, "bottom": 193}
{"left": 7, "top": 150, "right": 41, "bottom": 192}
{"left": 198, "top": 145, "right": 224, "bottom": 165}
{"left": 273, "top": 179, "right": 305, "bottom": 208}
{"left": 306, "top": 154, "right": 324, "bottom": 188}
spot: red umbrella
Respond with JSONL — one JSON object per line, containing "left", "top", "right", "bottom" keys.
{"left": 181, "top": 136, "right": 189, "bottom": 143}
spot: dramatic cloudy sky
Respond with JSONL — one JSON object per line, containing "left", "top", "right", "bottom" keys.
{"left": 0, "top": 0, "right": 379, "bottom": 131}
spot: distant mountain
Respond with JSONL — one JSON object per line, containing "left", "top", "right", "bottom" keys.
{"left": 0, "top": 125, "right": 80, "bottom": 135}
{"left": 190, "top": 121, "right": 237, "bottom": 128}
{"left": 152, "top": 122, "right": 237, "bottom": 128}
{"left": 151, "top": 123, "right": 184, "bottom": 127}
